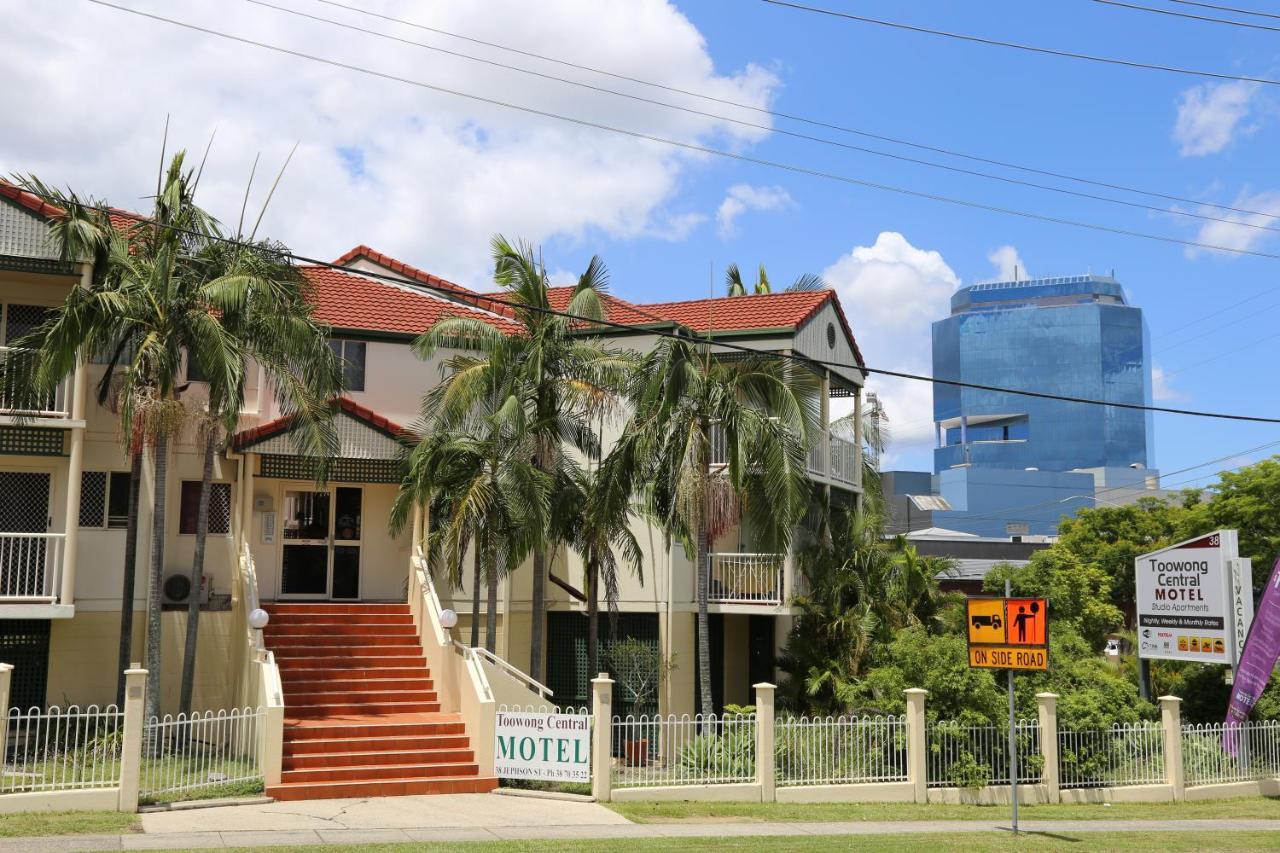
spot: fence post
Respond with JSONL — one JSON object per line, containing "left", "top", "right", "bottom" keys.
{"left": 118, "top": 667, "right": 147, "bottom": 812}
{"left": 1036, "top": 692, "right": 1059, "bottom": 803}
{"left": 754, "top": 682, "right": 776, "bottom": 803}
{"left": 591, "top": 673, "right": 614, "bottom": 803}
{"left": 1159, "top": 695, "right": 1185, "bottom": 802}
{"left": 0, "top": 662, "right": 12, "bottom": 717}
{"left": 905, "top": 687, "right": 928, "bottom": 803}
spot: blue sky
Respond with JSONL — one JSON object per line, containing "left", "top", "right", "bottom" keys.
{"left": 3, "top": 0, "right": 1278, "bottom": 480}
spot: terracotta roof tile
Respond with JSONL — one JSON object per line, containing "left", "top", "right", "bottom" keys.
{"left": 0, "top": 179, "right": 64, "bottom": 220}
{"left": 232, "top": 396, "right": 415, "bottom": 450}
{"left": 302, "top": 265, "right": 520, "bottom": 336}
{"left": 333, "top": 244, "right": 514, "bottom": 317}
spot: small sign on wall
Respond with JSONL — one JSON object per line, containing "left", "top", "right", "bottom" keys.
{"left": 494, "top": 711, "right": 590, "bottom": 782}
{"left": 262, "top": 512, "right": 276, "bottom": 544}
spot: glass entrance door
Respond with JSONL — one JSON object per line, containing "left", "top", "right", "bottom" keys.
{"left": 279, "top": 487, "right": 363, "bottom": 600}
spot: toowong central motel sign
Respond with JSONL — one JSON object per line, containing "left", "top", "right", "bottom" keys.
{"left": 494, "top": 710, "right": 591, "bottom": 783}
{"left": 1136, "top": 530, "right": 1253, "bottom": 666}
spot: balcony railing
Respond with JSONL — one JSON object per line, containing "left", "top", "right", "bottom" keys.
{"left": 712, "top": 426, "right": 860, "bottom": 488}
{"left": 0, "top": 533, "right": 65, "bottom": 602}
{"left": 708, "top": 552, "right": 784, "bottom": 605}
{"left": 0, "top": 347, "right": 70, "bottom": 417}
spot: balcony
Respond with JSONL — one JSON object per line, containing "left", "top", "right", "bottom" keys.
{"left": 708, "top": 552, "right": 784, "bottom": 605}
{"left": 711, "top": 425, "right": 861, "bottom": 489}
{"left": 0, "top": 346, "right": 71, "bottom": 418}
{"left": 0, "top": 533, "right": 65, "bottom": 602}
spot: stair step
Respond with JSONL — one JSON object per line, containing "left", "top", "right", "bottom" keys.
{"left": 284, "top": 733, "right": 472, "bottom": 755}
{"left": 270, "top": 635, "right": 421, "bottom": 648}
{"left": 282, "top": 678, "right": 435, "bottom": 692}
{"left": 265, "top": 603, "right": 409, "bottom": 614}
{"left": 266, "top": 624, "right": 419, "bottom": 637}
{"left": 279, "top": 668, "right": 431, "bottom": 682}
{"left": 288, "top": 690, "right": 439, "bottom": 706}
{"left": 289, "top": 701, "right": 443, "bottom": 717}
{"left": 284, "top": 716, "right": 464, "bottom": 739}
{"left": 272, "top": 655, "right": 427, "bottom": 669}
{"left": 266, "top": 613, "right": 414, "bottom": 626}
{"left": 281, "top": 761, "right": 480, "bottom": 784}
{"left": 266, "top": 775, "right": 498, "bottom": 801}
{"left": 283, "top": 747, "right": 476, "bottom": 770}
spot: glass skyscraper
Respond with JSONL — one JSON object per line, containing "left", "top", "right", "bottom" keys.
{"left": 933, "top": 274, "right": 1152, "bottom": 475}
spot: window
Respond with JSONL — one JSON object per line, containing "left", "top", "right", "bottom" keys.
{"left": 78, "top": 470, "right": 132, "bottom": 529}
{"left": 2, "top": 304, "right": 53, "bottom": 346}
{"left": 328, "top": 339, "right": 366, "bottom": 392}
{"left": 186, "top": 350, "right": 207, "bottom": 383}
{"left": 178, "top": 481, "right": 232, "bottom": 535}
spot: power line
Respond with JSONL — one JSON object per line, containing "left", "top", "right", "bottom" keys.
{"left": 1165, "top": 0, "right": 1280, "bottom": 21}
{"left": 19, "top": 179, "right": 1280, "bottom": 426}
{"left": 303, "top": 0, "right": 1280, "bottom": 222}
{"left": 761, "top": 0, "right": 1280, "bottom": 85}
{"left": 237, "top": 0, "right": 1280, "bottom": 236}
{"left": 1092, "top": 0, "right": 1280, "bottom": 30}
{"left": 83, "top": 1, "right": 1280, "bottom": 263}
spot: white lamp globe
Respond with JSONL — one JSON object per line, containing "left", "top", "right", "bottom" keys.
{"left": 248, "top": 608, "right": 270, "bottom": 630}
{"left": 439, "top": 609, "right": 458, "bottom": 629}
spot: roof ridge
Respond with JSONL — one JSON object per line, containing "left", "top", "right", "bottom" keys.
{"left": 332, "top": 244, "right": 516, "bottom": 319}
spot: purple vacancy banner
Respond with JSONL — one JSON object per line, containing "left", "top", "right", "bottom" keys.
{"left": 1225, "top": 556, "right": 1280, "bottom": 756}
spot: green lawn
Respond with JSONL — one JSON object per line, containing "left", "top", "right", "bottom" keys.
{"left": 607, "top": 796, "right": 1280, "bottom": 823}
{"left": 194, "top": 832, "right": 1280, "bottom": 852}
{"left": 0, "top": 809, "right": 139, "bottom": 838}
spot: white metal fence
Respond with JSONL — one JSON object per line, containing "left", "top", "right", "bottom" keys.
{"left": 829, "top": 436, "right": 858, "bottom": 484}
{"left": 707, "top": 553, "right": 784, "bottom": 605}
{"left": 2, "top": 705, "right": 123, "bottom": 793}
{"left": 776, "top": 715, "right": 907, "bottom": 786}
{"left": 1182, "top": 721, "right": 1280, "bottom": 787}
{"left": 611, "top": 713, "right": 757, "bottom": 788}
{"left": 1058, "top": 723, "right": 1165, "bottom": 789}
{"left": 0, "top": 346, "right": 69, "bottom": 417}
{"left": 139, "top": 708, "right": 265, "bottom": 802}
{"left": 927, "top": 720, "right": 1041, "bottom": 788}
{"left": 0, "top": 533, "right": 64, "bottom": 601}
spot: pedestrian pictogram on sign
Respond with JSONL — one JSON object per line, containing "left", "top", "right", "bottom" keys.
{"left": 1007, "top": 599, "right": 1045, "bottom": 646}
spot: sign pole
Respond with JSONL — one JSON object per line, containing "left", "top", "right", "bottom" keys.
{"left": 1006, "top": 578, "right": 1018, "bottom": 835}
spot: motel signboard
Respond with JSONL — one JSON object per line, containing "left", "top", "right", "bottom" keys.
{"left": 494, "top": 710, "right": 591, "bottom": 783}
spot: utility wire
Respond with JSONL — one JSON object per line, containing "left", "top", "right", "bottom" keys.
{"left": 16, "top": 179, "right": 1280, "bottom": 427}
{"left": 1092, "top": 0, "right": 1280, "bottom": 30}
{"left": 1166, "top": 0, "right": 1280, "bottom": 21}
{"left": 304, "top": 0, "right": 1279, "bottom": 222}
{"left": 761, "top": 0, "right": 1280, "bottom": 85}
{"left": 82, "top": 1, "right": 1280, "bottom": 263}
{"left": 239, "top": 0, "right": 1280, "bottom": 236}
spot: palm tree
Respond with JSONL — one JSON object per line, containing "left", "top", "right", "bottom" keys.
{"left": 613, "top": 336, "right": 817, "bottom": 717}
{"left": 391, "top": 335, "right": 550, "bottom": 653}
{"left": 410, "top": 236, "right": 629, "bottom": 679}
{"left": 725, "top": 263, "right": 826, "bottom": 296}
{"left": 15, "top": 157, "right": 340, "bottom": 722}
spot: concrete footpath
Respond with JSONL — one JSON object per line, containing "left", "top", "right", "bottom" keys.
{"left": 7, "top": 793, "right": 1280, "bottom": 851}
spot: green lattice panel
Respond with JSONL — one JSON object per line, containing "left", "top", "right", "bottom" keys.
{"left": 0, "top": 620, "right": 50, "bottom": 710}
{"left": 258, "top": 454, "right": 401, "bottom": 483}
{"left": 0, "top": 427, "right": 65, "bottom": 456}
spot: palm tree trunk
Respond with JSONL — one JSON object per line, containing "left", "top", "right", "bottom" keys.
{"left": 178, "top": 432, "right": 215, "bottom": 715}
{"left": 145, "top": 433, "right": 169, "bottom": 727}
{"left": 586, "top": 557, "right": 599, "bottom": 681}
{"left": 486, "top": 550, "right": 499, "bottom": 653}
{"left": 470, "top": 537, "right": 482, "bottom": 649}
{"left": 530, "top": 547, "right": 546, "bottom": 681}
{"left": 696, "top": 524, "right": 713, "bottom": 718}
{"left": 115, "top": 449, "right": 142, "bottom": 708}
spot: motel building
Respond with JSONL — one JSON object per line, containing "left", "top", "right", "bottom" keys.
{"left": 0, "top": 181, "right": 866, "bottom": 799}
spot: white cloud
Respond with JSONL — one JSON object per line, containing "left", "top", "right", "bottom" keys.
{"left": 823, "top": 232, "right": 960, "bottom": 455}
{"left": 1173, "top": 80, "right": 1261, "bottom": 157}
{"left": 715, "top": 184, "right": 794, "bottom": 238}
{"left": 1151, "top": 365, "right": 1184, "bottom": 403}
{"left": 0, "top": 0, "right": 779, "bottom": 283}
{"left": 985, "top": 245, "right": 1030, "bottom": 281}
{"left": 1189, "top": 188, "right": 1280, "bottom": 257}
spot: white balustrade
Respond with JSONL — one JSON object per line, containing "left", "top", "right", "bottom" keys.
{"left": 0, "top": 532, "right": 65, "bottom": 602}
{"left": 707, "top": 552, "right": 784, "bottom": 605}
{"left": 0, "top": 346, "right": 70, "bottom": 417}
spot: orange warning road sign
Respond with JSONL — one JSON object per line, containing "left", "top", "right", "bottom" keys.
{"left": 967, "top": 596, "right": 1049, "bottom": 671}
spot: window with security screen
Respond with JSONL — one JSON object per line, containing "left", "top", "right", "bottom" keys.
{"left": 178, "top": 481, "right": 232, "bottom": 535}
{"left": 79, "top": 471, "right": 132, "bottom": 529}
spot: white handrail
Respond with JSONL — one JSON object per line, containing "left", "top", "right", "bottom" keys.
{"left": 0, "top": 346, "right": 70, "bottom": 417}
{"left": 464, "top": 644, "right": 552, "bottom": 699}
{"left": 0, "top": 531, "right": 65, "bottom": 602}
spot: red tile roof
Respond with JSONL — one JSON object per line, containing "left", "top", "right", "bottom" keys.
{"left": 0, "top": 178, "right": 63, "bottom": 220}
{"left": 333, "top": 244, "right": 514, "bottom": 317}
{"left": 232, "top": 396, "right": 415, "bottom": 450}
{"left": 542, "top": 287, "right": 663, "bottom": 327}
{"left": 302, "top": 265, "right": 521, "bottom": 336}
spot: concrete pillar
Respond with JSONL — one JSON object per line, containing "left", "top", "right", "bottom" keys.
{"left": 754, "top": 682, "right": 776, "bottom": 803}
{"left": 59, "top": 358, "right": 88, "bottom": 606}
{"left": 820, "top": 369, "right": 831, "bottom": 478}
{"left": 1160, "top": 695, "right": 1185, "bottom": 801}
{"left": 0, "top": 662, "right": 12, "bottom": 716}
{"left": 239, "top": 454, "right": 255, "bottom": 554}
{"left": 591, "top": 673, "right": 614, "bottom": 802}
{"left": 261, "top": 693, "right": 284, "bottom": 787}
{"left": 118, "top": 667, "right": 147, "bottom": 812}
{"left": 1037, "top": 692, "right": 1060, "bottom": 803}
{"left": 905, "top": 688, "right": 928, "bottom": 803}
{"left": 852, "top": 385, "right": 864, "bottom": 491}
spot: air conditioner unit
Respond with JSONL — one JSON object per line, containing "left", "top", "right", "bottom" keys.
{"left": 162, "top": 572, "right": 210, "bottom": 606}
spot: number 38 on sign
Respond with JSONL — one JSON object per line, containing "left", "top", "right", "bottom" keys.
{"left": 966, "top": 596, "right": 1049, "bottom": 671}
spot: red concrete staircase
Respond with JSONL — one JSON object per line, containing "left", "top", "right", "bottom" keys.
{"left": 262, "top": 602, "right": 497, "bottom": 801}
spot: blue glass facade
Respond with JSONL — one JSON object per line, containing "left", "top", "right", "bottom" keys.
{"left": 933, "top": 275, "right": 1153, "bottom": 476}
